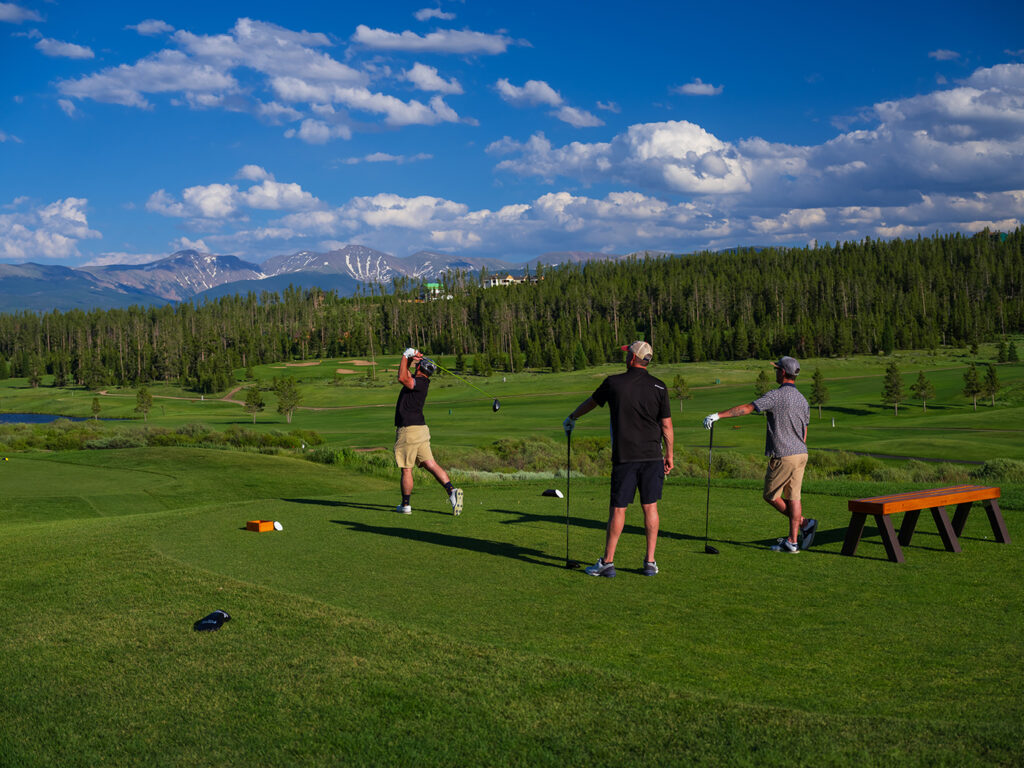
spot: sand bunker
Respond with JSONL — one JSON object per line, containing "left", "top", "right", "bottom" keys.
{"left": 342, "top": 359, "right": 376, "bottom": 366}
{"left": 335, "top": 368, "right": 356, "bottom": 374}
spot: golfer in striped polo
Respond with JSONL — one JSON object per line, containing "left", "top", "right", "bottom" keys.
{"left": 703, "top": 356, "right": 817, "bottom": 552}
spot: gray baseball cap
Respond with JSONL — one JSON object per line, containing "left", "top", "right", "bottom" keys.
{"left": 772, "top": 356, "right": 800, "bottom": 376}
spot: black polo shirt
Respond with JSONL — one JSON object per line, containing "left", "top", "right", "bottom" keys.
{"left": 591, "top": 367, "right": 671, "bottom": 464}
{"left": 394, "top": 375, "right": 429, "bottom": 427}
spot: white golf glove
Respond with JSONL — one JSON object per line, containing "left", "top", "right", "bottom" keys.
{"left": 563, "top": 415, "right": 576, "bottom": 435}
{"left": 403, "top": 347, "right": 418, "bottom": 359}
{"left": 703, "top": 413, "right": 720, "bottom": 430}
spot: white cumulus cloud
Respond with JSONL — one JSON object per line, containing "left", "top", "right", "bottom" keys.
{"left": 0, "top": 197, "right": 101, "bottom": 260}
{"left": 414, "top": 8, "right": 456, "bottom": 21}
{"left": 352, "top": 24, "right": 514, "bottom": 54}
{"left": 0, "top": 2, "right": 41, "bottom": 23}
{"left": 496, "top": 78, "right": 562, "bottom": 107}
{"left": 35, "top": 38, "right": 95, "bottom": 59}
{"left": 404, "top": 63, "right": 463, "bottom": 94}
{"left": 673, "top": 78, "right": 723, "bottom": 96}
{"left": 127, "top": 19, "right": 175, "bottom": 36}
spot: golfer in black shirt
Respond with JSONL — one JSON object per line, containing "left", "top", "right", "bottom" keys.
{"left": 394, "top": 348, "right": 463, "bottom": 516}
{"left": 564, "top": 341, "right": 674, "bottom": 577}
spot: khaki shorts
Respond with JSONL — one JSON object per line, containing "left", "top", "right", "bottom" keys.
{"left": 763, "top": 453, "right": 807, "bottom": 502}
{"left": 394, "top": 425, "right": 434, "bottom": 469}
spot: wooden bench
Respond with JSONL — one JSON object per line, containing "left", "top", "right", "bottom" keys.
{"left": 842, "top": 485, "right": 1009, "bottom": 563}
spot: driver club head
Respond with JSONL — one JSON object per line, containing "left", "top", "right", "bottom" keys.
{"left": 704, "top": 544, "right": 720, "bottom": 555}
{"left": 564, "top": 559, "right": 581, "bottom": 569}
{"left": 492, "top": 399, "right": 500, "bottom": 412}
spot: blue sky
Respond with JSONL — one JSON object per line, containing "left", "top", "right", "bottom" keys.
{"left": 2, "top": 0, "right": 1023, "bottom": 267}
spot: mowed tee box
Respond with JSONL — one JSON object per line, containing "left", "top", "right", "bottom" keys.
{"left": 246, "top": 520, "right": 274, "bottom": 533}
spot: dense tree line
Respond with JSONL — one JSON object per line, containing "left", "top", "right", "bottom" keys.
{"left": 0, "top": 228, "right": 1020, "bottom": 391}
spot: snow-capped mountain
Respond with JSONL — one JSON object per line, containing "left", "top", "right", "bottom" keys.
{"left": 84, "top": 250, "right": 264, "bottom": 301}
{"left": 0, "top": 244, "right": 626, "bottom": 312}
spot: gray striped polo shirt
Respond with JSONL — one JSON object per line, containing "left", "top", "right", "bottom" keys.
{"left": 752, "top": 383, "right": 809, "bottom": 458}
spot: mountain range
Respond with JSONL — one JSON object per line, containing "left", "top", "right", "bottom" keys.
{"left": 0, "top": 246, "right": 621, "bottom": 312}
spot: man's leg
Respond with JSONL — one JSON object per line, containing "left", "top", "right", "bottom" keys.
{"left": 419, "top": 458, "right": 451, "bottom": 487}
{"left": 401, "top": 467, "right": 414, "bottom": 496}
{"left": 766, "top": 495, "right": 804, "bottom": 542}
{"left": 641, "top": 502, "right": 659, "bottom": 562}
{"left": 603, "top": 506, "right": 627, "bottom": 563}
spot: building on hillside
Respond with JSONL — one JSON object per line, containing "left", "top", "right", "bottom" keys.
{"left": 483, "top": 273, "right": 543, "bottom": 288}
{"left": 418, "top": 282, "right": 452, "bottom": 301}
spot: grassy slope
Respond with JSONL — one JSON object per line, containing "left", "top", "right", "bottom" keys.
{"left": 1, "top": 448, "right": 1021, "bottom": 766}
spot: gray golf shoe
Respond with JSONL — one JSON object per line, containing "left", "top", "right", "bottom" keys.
{"left": 800, "top": 518, "right": 817, "bottom": 549}
{"left": 449, "top": 487, "right": 463, "bottom": 516}
{"left": 585, "top": 558, "right": 616, "bottom": 577}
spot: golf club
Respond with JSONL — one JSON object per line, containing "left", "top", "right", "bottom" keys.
{"left": 425, "top": 358, "right": 501, "bottom": 412}
{"left": 564, "top": 430, "right": 581, "bottom": 568}
{"left": 704, "top": 423, "right": 720, "bottom": 555}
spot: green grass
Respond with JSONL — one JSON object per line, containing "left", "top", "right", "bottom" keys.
{"left": 1, "top": 448, "right": 1021, "bottom": 766}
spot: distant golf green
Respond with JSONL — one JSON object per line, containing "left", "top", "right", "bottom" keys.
{"left": 1, "top": 347, "right": 1021, "bottom": 765}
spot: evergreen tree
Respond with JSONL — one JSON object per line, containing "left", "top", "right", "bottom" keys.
{"left": 809, "top": 368, "right": 829, "bottom": 419}
{"left": 91, "top": 396, "right": 101, "bottom": 420}
{"left": 882, "top": 319, "right": 896, "bottom": 356}
{"left": 962, "top": 363, "right": 981, "bottom": 411}
{"left": 0, "top": 358, "right": 7, "bottom": 380}
{"left": 1009, "top": 341, "right": 1020, "bottom": 362}
{"left": 754, "top": 369, "right": 771, "bottom": 398}
{"left": 243, "top": 385, "right": 265, "bottom": 424}
{"left": 997, "top": 341, "right": 1008, "bottom": 363}
{"left": 27, "top": 354, "right": 43, "bottom": 388}
{"left": 881, "top": 360, "right": 904, "bottom": 415}
{"left": 982, "top": 364, "right": 999, "bottom": 407}
{"left": 135, "top": 386, "right": 154, "bottom": 421}
{"left": 273, "top": 376, "right": 302, "bottom": 423}
{"left": 547, "top": 344, "right": 562, "bottom": 373}
{"left": 671, "top": 374, "right": 692, "bottom": 413}
{"left": 909, "top": 371, "right": 935, "bottom": 412}
{"left": 573, "top": 341, "right": 589, "bottom": 371}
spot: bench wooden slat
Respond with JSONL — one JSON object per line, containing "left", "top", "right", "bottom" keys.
{"left": 849, "top": 485, "right": 1000, "bottom": 515}
{"left": 843, "top": 484, "right": 1007, "bottom": 563}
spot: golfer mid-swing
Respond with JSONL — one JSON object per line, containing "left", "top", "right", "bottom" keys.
{"left": 394, "top": 348, "right": 463, "bottom": 516}
{"left": 703, "top": 356, "right": 816, "bottom": 552}
{"left": 564, "top": 341, "right": 674, "bottom": 577}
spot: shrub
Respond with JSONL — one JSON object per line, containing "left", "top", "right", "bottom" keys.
{"left": 971, "top": 458, "right": 1024, "bottom": 483}
{"left": 308, "top": 446, "right": 338, "bottom": 465}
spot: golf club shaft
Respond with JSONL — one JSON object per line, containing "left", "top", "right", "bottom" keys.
{"left": 428, "top": 358, "right": 496, "bottom": 399}
{"left": 566, "top": 431, "right": 571, "bottom": 563}
{"left": 705, "top": 423, "right": 713, "bottom": 542}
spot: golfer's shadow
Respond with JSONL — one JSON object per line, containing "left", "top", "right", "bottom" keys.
{"left": 329, "top": 518, "right": 566, "bottom": 568}
{"left": 725, "top": 525, "right": 856, "bottom": 555}
{"left": 284, "top": 498, "right": 461, "bottom": 516}
{"left": 492, "top": 508, "right": 704, "bottom": 543}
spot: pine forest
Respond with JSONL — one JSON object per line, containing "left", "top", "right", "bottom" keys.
{"left": 0, "top": 228, "right": 1020, "bottom": 392}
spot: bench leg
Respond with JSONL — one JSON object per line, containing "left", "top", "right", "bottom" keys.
{"left": 841, "top": 513, "right": 868, "bottom": 557}
{"left": 877, "top": 514, "right": 906, "bottom": 564}
{"left": 985, "top": 499, "right": 1011, "bottom": 544}
{"left": 898, "top": 509, "right": 922, "bottom": 546}
{"left": 951, "top": 501, "right": 973, "bottom": 537}
{"left": 930, "top": 506, "right": 962, "bottom": 553}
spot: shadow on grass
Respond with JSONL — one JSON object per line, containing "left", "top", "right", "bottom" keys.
{"left": 490, "top": 507, "right": 705, "bottom": 543}
{"left": 283, "top": 498, "right": 398, "bottom": 513}
{"left": 329, "top": 518, "right": 566, "bottom": 569}
{"left": 824, "top": 406, "right": 875, "bottom": 417}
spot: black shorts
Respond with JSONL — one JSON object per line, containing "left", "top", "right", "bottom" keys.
{"left": 610, "top": 460, "right": 664, "bottom": 507}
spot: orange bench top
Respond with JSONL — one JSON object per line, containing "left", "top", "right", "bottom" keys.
{"left": 849, "top": 485, "right": 1000, "bottom": 515}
